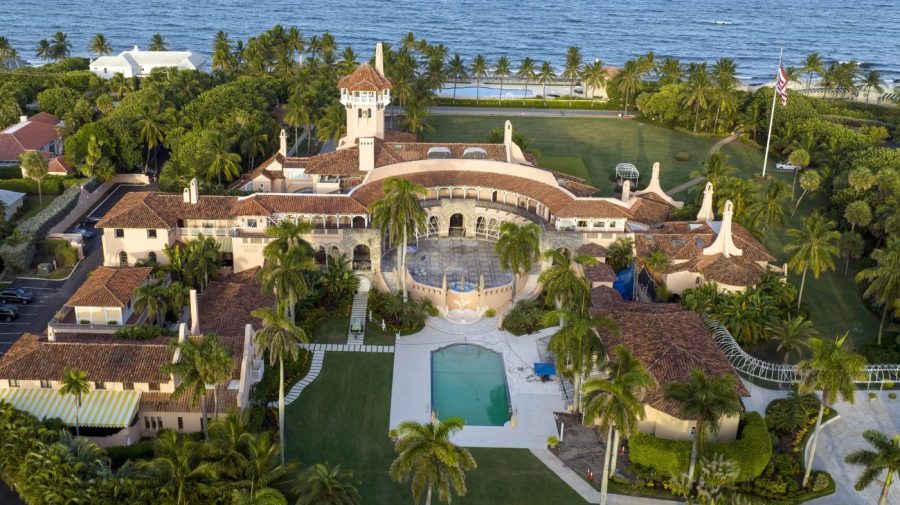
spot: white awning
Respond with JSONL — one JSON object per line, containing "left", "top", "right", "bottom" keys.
{"left": 0, "top": 388, "right": 140, "bottom": 428}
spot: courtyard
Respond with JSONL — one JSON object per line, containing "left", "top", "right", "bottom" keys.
{"left": 381, "top": 238, "right": 513, "bottom": 289}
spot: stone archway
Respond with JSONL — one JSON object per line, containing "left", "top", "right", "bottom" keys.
{"left": 449, "top": 213, "right": 464, "bottom": 237}
{"left": 353, "top": 244, "right": 371, "bottom": 271}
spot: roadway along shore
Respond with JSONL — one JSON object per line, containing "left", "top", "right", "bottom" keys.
{"left": 388, "top": 105, "right": 624, "bottom": 118}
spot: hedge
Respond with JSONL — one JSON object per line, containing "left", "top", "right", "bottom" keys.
{"left": 36, "top": 239, "right": 77, "bottom": 267}
{"left": 0, "top": 177, "right": 66, "bottom": 195}
{"left": 0, "top": 165, "right": 22, "bottom": 179}
{"left": 0, "top": 177, "right": 98, "bottom": 271}
{"left": 629, "top": 412, "right": 771, "bottom": 482}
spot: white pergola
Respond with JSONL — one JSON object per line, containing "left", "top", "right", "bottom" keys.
{"left": 615, "top": 163, "right": 639, "bottom": 186}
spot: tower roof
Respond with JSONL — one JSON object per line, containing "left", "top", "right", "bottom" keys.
{"left": 337, "top": 63, "right": 393, "bottom": 91}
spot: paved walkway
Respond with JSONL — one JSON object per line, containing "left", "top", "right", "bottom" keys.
{"left": 664, "top": 133, "right": 740, "bottom": 196}
{"left": 346, "top": 291, "right": 368, "bottom": 345}
{"left": 301, "top": 343, "right": 394, "bottom": 353}
{"left": 280, "top": 351, "right": 324, "bottom": 406}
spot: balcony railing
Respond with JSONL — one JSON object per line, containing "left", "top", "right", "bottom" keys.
{"left": 48, "top": 306, "right": 148, "bottom": 335}
{"left": 177, "top": 227, "right": 235, "bottom": 237}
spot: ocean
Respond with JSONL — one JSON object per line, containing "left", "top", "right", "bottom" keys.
{"left": 1, "top": 0, "right": 899, "bottom": 84}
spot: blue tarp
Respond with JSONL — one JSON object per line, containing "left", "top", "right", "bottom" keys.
{"left": 613, "top": 263, "right": 635, "bottom": 301}
{"left": 534, "top": 363, "right": 557, "bottom": 376}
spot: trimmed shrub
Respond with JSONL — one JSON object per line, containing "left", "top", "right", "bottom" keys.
{"left": 485, "top": 308, "right": 496, "bottom": 317}
{"left": 37, "top": 239, "right": 77, "bottom": 267}
{"left": 0, "top": 165, "right": 22, "bottom": 179}
{"left": 0, "top": 177, "right": 65, "bottom": 195}
{"left": 251, "top": 348, "right": 311, "bottom": 403}
{"left": 629, "top": 412, "right": 771, "bottom": 482}
{"left": 673, "top": 151, "right": 691, "bottom": 162}
{"left": 502, "top": 299, "right": 549, "bottom": 335}
{"left": 106, "top": 439, "right": 155, "bottom": 467}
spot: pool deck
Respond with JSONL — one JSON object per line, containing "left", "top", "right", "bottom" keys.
{"left": 389, "top": 317, "right": 565, "bottom": 448}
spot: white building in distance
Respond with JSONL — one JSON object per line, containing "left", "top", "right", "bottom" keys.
{"left": 89, "top": 46, "right": 208, "bottom": 79}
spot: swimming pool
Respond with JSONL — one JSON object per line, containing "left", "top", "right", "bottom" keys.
{"left": 431, "top": 344, "right": 511, "bottom": 426}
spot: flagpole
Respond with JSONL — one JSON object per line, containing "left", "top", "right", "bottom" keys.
{"left": 761, "top": 46, "right": 784, "bottom": 178}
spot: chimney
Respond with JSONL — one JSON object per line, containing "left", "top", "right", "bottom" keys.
{"left": 133, "top": 45, "right": 139, "bottom": 52}
{"left": 359, "top": 137, "right": 375, "bottom": 172}
{"left": 375, "top": 42, "right": 384, "bottom": 76}
{"left": 621, "top": 180, "right": 631, "bottom": 202}
{"left": 646, "top": 162, "right": 663, "bottom": 194}
{"left": 503, "top": 120, "right": 513, "bottom": 146}
{"left": 703, "top": 200, "right": 743, "bottom": 258}
{"left": 178, "top": 322, "right": 187, "bottom": 342}
{"left": 189, "top": 289, "right": 200, "bottom": 335}
{"left": 696, "top": 182, "right": 715, "bottom": 221}
{"left": 189, "top": 178, "right": 199, "bottom": 204}
{"left": 19, "top": 115, "right": 28, "bottom": 124}
{"left": 279, "top": 129, "right": 287, "bottom": 157}
{"left": 182, "top": 187, "right": 190, "bottom": 203}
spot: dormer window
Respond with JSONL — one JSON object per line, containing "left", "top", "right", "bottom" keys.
{"left": 247, "top": 219, "right": 257, "bottom": 228}
{"left": 426, "top": 147, "right": 452, "bottom": 159}
{"left": 462, "top": 147, "right": 488, "bottom": 160}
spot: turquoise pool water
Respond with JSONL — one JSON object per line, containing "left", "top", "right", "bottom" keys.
{"left": 431, "top": 344, "right": 511, "bottom": 426}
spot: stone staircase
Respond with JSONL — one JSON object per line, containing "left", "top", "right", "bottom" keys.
{"left": 347, "top": 291, "right": 369, "bottom": 345}
{"left": 382, "top": 271, "right": 399, "bottom": 292}
{"left": 514, "top": 274, "right": 540, "bottom": 302}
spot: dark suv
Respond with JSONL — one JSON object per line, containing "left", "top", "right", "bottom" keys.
{"left": 0, "top": 288, "right": 34, "bottom": 304}
{"left": 0, "top": 304, "right": 19, "bottom": 321}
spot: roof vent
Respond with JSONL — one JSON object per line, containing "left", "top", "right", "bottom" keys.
{"left": 426, "top": 147, "right": 452, "bottom": 159}
{"left": 462, "top": 147, "right": 487, "bottom": 159}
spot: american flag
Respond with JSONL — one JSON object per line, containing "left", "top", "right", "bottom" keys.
{"left": 776, "top": 64, "right": 789, "bottom": 107}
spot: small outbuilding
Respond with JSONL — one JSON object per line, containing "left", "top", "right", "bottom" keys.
{"left": 0, "top": 188, "right": 26, "bottom": 220}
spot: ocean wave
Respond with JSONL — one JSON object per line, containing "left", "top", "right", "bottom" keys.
{"left": 703, "top": 20, "right": 735, "bottom": 25}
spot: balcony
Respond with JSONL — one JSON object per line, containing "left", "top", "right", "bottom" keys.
{"left": 48, "top": 306, "right": 147, "bottom": 335}
{"left": 176, "top": 227, "right": 235, "bottom": 237}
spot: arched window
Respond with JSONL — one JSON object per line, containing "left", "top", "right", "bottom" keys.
{"left": 118, "top": 251, "right": 128, "bottom": 266}
{"left": 147, "top": 252, "right": 157, "bottom": 264}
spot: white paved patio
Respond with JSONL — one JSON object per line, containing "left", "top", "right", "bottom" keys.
{"left": 389, "top": 317, "right": 565, "bottom": 448}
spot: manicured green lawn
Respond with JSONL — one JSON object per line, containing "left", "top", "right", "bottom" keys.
{"left": 285, "top": 353, "right": 587, "bottom": 504}
{"left": 759, "top": 181, "right": 882, "bottom": 353}
{"left": 426, "top": 115, "right": 761, "bottom": 195}
{"left": 312, "top": 317, "right": 350, "bottom": 344}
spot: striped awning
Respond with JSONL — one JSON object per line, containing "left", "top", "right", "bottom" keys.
{"left": 0, "top": 388, "right": 140, "bottom": 428}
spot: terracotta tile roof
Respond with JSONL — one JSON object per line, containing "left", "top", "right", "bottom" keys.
{"left": 555, "top": 198, "right": 633, "bottom": 219}
{"left": 242, "top": 194, "right": 369, "bottom": 215}
{"left": 668, "top": 253, "right": 767, "bottom": 287}
{"left": 67, "top": 267, "right": 153, "bottom": 307}
{"left": 634, "top": 221, "right": 774, "bottom": 263}
{"left": 28, "top": 112, "right": 61, "bottom": 125}
{"left": 140, "top": 387, "right": 237, "bottom": 413}
{"left": 578, "top": 243, "right": 608, "bottom": 257}
{"left": 0, "top": 333, "right": 172, "bottom": 383}
{"left": 383, "top": 129, "right": 418, "bottom": 143}
{"left": 628, "top": 193, "right": 675, "bottom": 225}
{"left": 382, "top": 142, "right": 507, "bottom": 163}
{"left": 47, "top": 156, "right": 73, "bottom": 174}
{"left": 198, "top": 268, "right": 274, "bottom": 338}
{"left": 337, "top": 63, "right": 393, "bottom": 91}
{"left": 584, "top": 262, "right": 616, "bottom": 282}
{"left": 552, "top": 172, "right": 599, "bottom": 197}
{"left": 97, "top": 193, "right": 239, "bottom": 229}
{"left": 590, "top": 293, "right": 747, "bottom": 418}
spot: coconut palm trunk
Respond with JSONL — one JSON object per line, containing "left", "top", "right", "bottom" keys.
{"left": 797, "top": 267, "right": 808, "bottom": 309}
{"left": 879, "top": 470, "right": 894, "bottom": 505}
{"left": 609, "top": 430, "right": 620, "bottom": 476}
{"left": 202, "top": 394, "right": 209, "bottom": 440}
{"left": 426, "top": 484, "right": 433, "bottom": 505}
{"left": 803, "top": 397, "right": 827, "bottom": 486}
{"left": 74, "top": 398, "right": 81, "bottom": 436}
{"left": 401, "top": 225, "right": 409, "bottom": 302}
{"left": 279, "top": 357, "right": 285, "bottom": 463}
{"left": 600, "top": 425, "right": 614, "bottom": 505}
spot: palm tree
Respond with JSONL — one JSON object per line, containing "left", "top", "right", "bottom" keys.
{"left": 793, "top": 170, "right": 821, "bottom": 216}
{"left": 212, "top": 31, "right": 234, "bottom": 71}
{"left": 138, "top": 104, "right": 170, "bottom": 172}
{"left": 251, "top": 307, "right": 307, "bottom": 464}
{"left": 766, "top": 315, "right": 815, "bottom": 364}
{"left": 802, "top": 52, "right": 825, "bottom": 89}
{"left": 203, "top": 130, "right": 242, "bottom": 185}
{"left": 615, "top": 60, "right": 642, "bottom": 117}
{"left": 370, "top": 178, "right": 427, "bottom": 302}
{"left": 138, "top": 430, "right": 218, "bottom": 505}
{"left": 692, "top": 152, "right": 735, "bottom": 195}
{"left": 89, "top": 33, "right": 112, "bottom": 57}
{"left": 390, "top": 417, "right": 476, "bottom": 505}
{"left": 664, "top": 368, "right": 742, "bottom": 485}
{"left": 133, "top": 279, "right": 168, "bottom": 327}
{"left": 294, "top": 463, "right": 360, "bottom": 505}
{"left": 339, "top": 46, "right": 359, "bottom": 76}
{"left": 539, "top": 249, "right": 594, "bottom": 311}
{"left": 684, "top": 63, "right": 712, "bottom": 132}
{"left": 784, "top": 213, "right": 840, "bottom": 309}
{"left": 606, "top": 237, "right": 634, "bottom": 271}
{"left": 839, "top": 231, "right": 865, "bottom": 275}
{"left": 239, "top": 122, "right": 269, "bottom": 170}
{"left": 798, "top": 334, "right": 867, "bottom": 486}
{"left": 446, "top": 54, "right": 467, "bottom": 103}
{"left": 658, "top": 57, "right": 683, "bottom": 86}
{"left": 747, "top": 177, "right": 789, "bottom": 234}
{"left": 494, "top": 56, "right": 512, "bottom": 104}
{"left": 582, "top": 346, "right": 655, "bottom": 505}
{"left": 0, "top": 37, "right": 18, "bottom": 68}
{"left": 201, "top": 333, "right": 234, "bottom": 421}
{"left": 232, "top": 488, "right": 287, "bottom": 505}
{"left": 495, "top": 222, "right": 542, "bottom": 300}
{"left": 582, "top": 60, "right": 608, "bottom": 101}
{"left": 537, "top": 60, "right": 556, "bottom": 104}
{"left": 402, "top": 95, "right": 433, "bottom": 140}
{"left": 562, "top": 46, "right": 584, "bottom": 101}
{"left": 263, "top": 219, "right": 312, "bottom": 259}
{"left": 19, "top": 150, "right": 48, "bottom": 209}
{"left": 470, "top": 54, "right": 488, "bottom": 104}
{"left": 862, "top": 70, "right": 884, "bottom": 106}
{"left": 516, "top": 57, "right": 537, "bottom": 100}
{"left": 163, "top": 334, "right": 231, "bottom": 440}
{"left": 844, "top": 430, "right": 900, "bottom": 505}
{"left": 149, "top": 33, "right": 168, "bottom": 51}
{"left": 316, "top": 102, "right": 346, "bottom": 146}
{"left": 35, "top": 39, "right": 52, "bottom": 61}
{"left": 59, "top": 368, "right": 90, "bottom": 437}
{"left": 855, "top": 240, "right": 900, "bottom": 345}
{"left": 283, "top": 94, "right": 305, "bottom": 153}
{"left": 260, "top": 246, "right": 315, "bottom": 320}
{"left": 50, "top": 31, "right": 71, "bottom": 61}
{"left": 787, "top": 148, "right": 811, "bottom": 201}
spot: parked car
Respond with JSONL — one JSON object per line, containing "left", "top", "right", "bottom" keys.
{"left": 0, "top": 304, "right": 19, "bottom": 321}
{"left": 70, "top": 226, "right": 96, "bottom": 239}
{"left": 82, "top": 216, "right": 101, "bottom": 225}
{"left": 776, "top": 162, "right": 798, "bottom": 173}
{"left": 0, "top": 288, "right": 33, "bottom": 304}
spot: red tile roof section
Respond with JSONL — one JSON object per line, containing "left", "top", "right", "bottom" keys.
{"left": 66, "top": 266, "right": 153, "bottom": 307}
{"left": 337, "top": 63, "right": 393, "bottom": 91}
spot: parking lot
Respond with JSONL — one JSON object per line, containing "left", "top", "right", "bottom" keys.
{"left": 0, "top": 184, "right": 152, "bottom": 356}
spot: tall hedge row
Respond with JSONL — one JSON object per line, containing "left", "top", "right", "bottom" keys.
{"left": 0, "top": 178, "right": 99, "bottom": 271}
{"left": 629, "top": 412, "right": 771, "bottom": 482}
